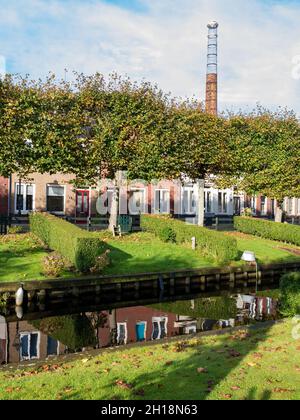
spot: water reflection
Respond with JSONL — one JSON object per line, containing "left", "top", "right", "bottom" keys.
{"left": 0, "top": 294, "right": 279, "bottom": 366}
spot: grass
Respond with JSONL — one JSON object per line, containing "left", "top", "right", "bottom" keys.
{"left": 0, "top": 234, "right": 49, "bottom": 283}
{"left": 1, "top": 230, "right": 300, "bottom": 283}
{"left": 0, "top": 320, "right": 299, "bottom": 400}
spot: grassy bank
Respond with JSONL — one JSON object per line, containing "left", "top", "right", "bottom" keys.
{"left": 1, "top": 230, "right": 300, "bottom": 283}
{"left": 0, "top": 320, "right": 299, "bottom": 400}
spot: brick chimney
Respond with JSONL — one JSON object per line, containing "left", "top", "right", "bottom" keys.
{"left": 205, "top": 21, "right": 219, "bottom": 116}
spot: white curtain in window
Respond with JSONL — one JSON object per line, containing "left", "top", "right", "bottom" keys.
{"left": 47, "top": 186, "right": 64, "bottom": 197}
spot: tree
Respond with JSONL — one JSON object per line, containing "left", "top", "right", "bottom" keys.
{"left": 0, "top": 73, "right": 229, "bottom": 229}
{"left": 219, "top": 107, "right": 300, "bottom": 222}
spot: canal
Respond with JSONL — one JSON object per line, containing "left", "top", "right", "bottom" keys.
{"left": 0, "top": 290, "right": 279, "bottom": 366}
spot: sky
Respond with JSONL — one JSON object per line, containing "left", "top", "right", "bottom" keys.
{"left": 0, "top": 0, "right": 300, "bottom": 113}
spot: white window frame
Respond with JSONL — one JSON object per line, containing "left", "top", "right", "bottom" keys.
{"left": 117, "top": 322, "right": 128, "bottom": 345}
{"left": 128, "top": 188, "right": 147, "bottom": 215}
{"left": 250, "top": 196, "right": 257, "bottom": 215}
{"left": 181, "top": 186, "right": 196, "bottom": 215}
{"left": 154, "top": 189, "right": 170, "bottom": 214}
{"left": 152, "top": 317, "right": 168, "bottom": 340}
{"left": 204, "top": 190, "right": 213, "bottom": 214}
{"left": 217, "top": 191, "right": 228, "bottom": 215}
{"left": 14, "top": 183, "right": 35, "bottom": 215}
{"left": 19, "top": 332, "right": 40, "bottom": 361}
{"left": 261, "top": 196, "right": 267, "bottom": 216}
{"left": 46, "top": 184, "right": 66, "bottom": 215}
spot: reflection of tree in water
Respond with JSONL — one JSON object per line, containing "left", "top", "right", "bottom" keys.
{"left": 88, "top": 312, "right": 108, "bottom": 349}
{"left": 32, "top": 314, "right": 97, "bottom": 352}
{"left": 151, "top": 296, "right": 237, "bottom": 321}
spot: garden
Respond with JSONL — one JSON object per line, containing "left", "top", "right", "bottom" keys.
{"left": 1, "top": 214, "right": 300, "bottom": 283}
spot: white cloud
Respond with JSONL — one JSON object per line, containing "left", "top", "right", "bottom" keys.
{"left": 0, "top": 0, "right": 300, "bottom": 113}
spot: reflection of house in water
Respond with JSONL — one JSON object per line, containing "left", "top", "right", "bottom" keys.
{"left": 1, "top": 319, "right": 66, "bottom": 364}
{"left": 236, "top": 295, "right": 277, "bottom": 321}
{"left": 97, "top": 307, "right": 180, "bottom": 347}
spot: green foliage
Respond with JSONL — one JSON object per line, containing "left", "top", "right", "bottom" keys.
{"left": 141, "top": 215, "right": 238, "bottom": 263}
{"left": 234, "top": 216, "right": 300, "bottom": 246}
{"left": 29, "top": 212, "right": 107, "bottom": 272}
{"left": 221, "top": 108, "right": 300, "bottom": 201}
{"left": 279, "top": 272, "right": 300, "bottom": 317}
{"left": 7, "top": 226, "right": 24, "bottom": 235}
{"left": 32, "top": 314, "right": 97, "bottom": 351}
{"left": 158, "top": 226, "right": 177, "bottom": 243}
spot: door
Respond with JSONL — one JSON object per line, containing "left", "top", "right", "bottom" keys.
{"left": 76, "top": 190, "right": 90, "bottom": 218}
{"left": 15, "top": 184, "right": 34, "bottom": 215}
{"left": 136, "top": 322, "right": 146, "bottom": 342}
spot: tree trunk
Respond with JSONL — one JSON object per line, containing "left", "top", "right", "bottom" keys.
{"left": 196, "top": 180, "right": 205, "bottom": 227}
{"left": 108, "top": 309, "right": 117, "bottom": 346}
{"left": 275, "top": 201, "right": 283, "bottom": 223}
{"left": 108, "top": 171, "right": 126, "bottom": 234}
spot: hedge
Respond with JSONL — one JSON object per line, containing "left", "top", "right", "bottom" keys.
{"left": 141, "top": 215, "right": 238, "bottom": 263}
{"left": 30, "top": 212, "right": 106, "bottom": 272}
{"left": 234, "top": 216, "right": 300, "bottom": 246}
{"left": 279, "top": 272, "right": 300, "bottom": 317}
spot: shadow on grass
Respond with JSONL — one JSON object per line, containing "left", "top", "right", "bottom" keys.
{"left": 100, "top": 324, "right": 275, "bottom": 401}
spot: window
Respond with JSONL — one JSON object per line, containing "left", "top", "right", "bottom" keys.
{"left": 155, "top": 190, "right": 170, "bottom": 214}
{"left": 218, "top": 192, "right": 228, "bottom": 214}
{"left": 251, "top": 196, "right": 256, "bottom": 215}
{"left": 47, "top": 185, "right": 65, "bottom": 213}
{"left": 20, "top": 332, "right": 40, "bottom": 361}
{"left": 47, "top": 336, "right": 59, "bottom": 356}
{"left": 152, "top": 317, "right": 168, "bottom": 340}
{"left": 15, "top": 184, "right": 34, "bottom": 214}
{"left": 182, "top": 188, "right": 196, "bottom": 215}
{"left": 205, "top": 191, "right": 212, "bottom": 213}
{"left": 128, "top": 189, "right": 146, "bottom": 215}
{"left": 261, "top": 196, "right": 267, "bottom": 215}
{"left": 286, "top": 198, "right": 294, "bottom": 216}
{"left": 117, "top": 323, "right": 127, "bottom": 345}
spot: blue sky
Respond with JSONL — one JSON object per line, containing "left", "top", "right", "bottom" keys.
{"left": 0, "top": 0, "right": 300, "bottom": 113}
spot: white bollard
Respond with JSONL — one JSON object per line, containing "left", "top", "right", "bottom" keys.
{"left": 15, "top": 284, "right": 24, "bottom": 307}
{"left": 192, "top": 237, "right": 196, "bottom": 250}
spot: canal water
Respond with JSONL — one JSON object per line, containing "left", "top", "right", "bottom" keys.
{"left": 0, "top": 292, "right": 279, "bottom": 366}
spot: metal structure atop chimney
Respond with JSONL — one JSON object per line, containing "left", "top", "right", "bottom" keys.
{"left": 205, "top": 21, "right": 219, "bottom": 116}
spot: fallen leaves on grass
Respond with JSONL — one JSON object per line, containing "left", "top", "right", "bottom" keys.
{"left": 115, "top": 380, "right": 133, "bottom": 390}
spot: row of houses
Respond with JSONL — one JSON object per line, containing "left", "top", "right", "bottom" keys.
{"left": 0, "top": 173, "right": 299, "bottom": 223}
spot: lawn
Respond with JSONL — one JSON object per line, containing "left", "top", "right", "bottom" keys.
{"left": 1, "top": 230, "right": 300, "bottom": 283}
{"left": 0, "top": 234, "right": 48, "bottom": 283}
{"left": 0, "top": 320, "right": 299, "bottom": 400}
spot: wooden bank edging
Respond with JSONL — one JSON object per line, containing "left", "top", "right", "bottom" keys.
{"left": 1, "top": 262, "right": 300, "bottom": 304}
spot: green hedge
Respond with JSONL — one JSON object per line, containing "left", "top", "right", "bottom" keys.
{"left": 279, "top": 272, "right": 300, "bottom": 317}
{"left": 234, "top": 216, "right": 300, "bottom": 246}
{"left": 141, "top": 215, "right": 238, "bottom": 263}
{"left": 29, "top": 212, "right": 106, "bottom": 272}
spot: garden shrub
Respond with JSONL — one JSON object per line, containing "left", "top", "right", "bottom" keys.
{"left": 8, "top": 226, "right": 24, "bottom": 235}
{"left": 42, "top": 252, "right": 72, "bottom": 278}
{"left": 30, "top": 212, "right": 107, "bottom": 272}
{"left": 90, "top": 250, "right": 111, "bottom": 274}
{"left": 141, "top": 215, "right": 238, "bottom": 263}
{"left": 234, "top": 216, "right": 300, "bottom": 246}
{"left": 158, "top": 226, "right": 177, "bottom": 243}
{"left": 279, "top": 272, "right": 300, "bottom": 317}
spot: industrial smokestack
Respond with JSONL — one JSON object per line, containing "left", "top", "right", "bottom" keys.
{"left": 205, "top": 21, "right": 219, "bottom": 116}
